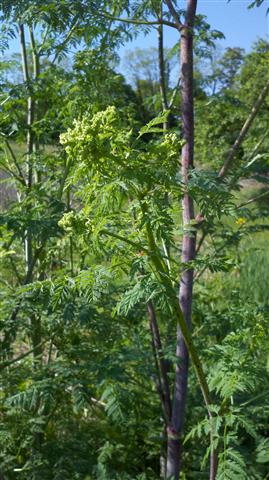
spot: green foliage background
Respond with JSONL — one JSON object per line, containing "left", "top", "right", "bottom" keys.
{"left": 0, "top": 2, "right": 269, "bottom": 479}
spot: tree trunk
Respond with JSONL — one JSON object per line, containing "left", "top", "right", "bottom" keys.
{"left": 166, "top": 2, "right": 197, "bottom": 478}
{"left": 19, "top": 24, "right": 34, "bottom": 279}
{"left": 157, "top": 9, "right": 172, "bottom": 475}
{"left": 158, "top": 6, "right": 173, "bottom": 132}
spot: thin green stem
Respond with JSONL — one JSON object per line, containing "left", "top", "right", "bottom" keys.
{"left": 140, "top": 201, "right": 214, "bottom": 417}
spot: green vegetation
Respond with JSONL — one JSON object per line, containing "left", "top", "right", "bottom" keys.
{"left": 0, "top": 1, "right": 269, "bottom": 479}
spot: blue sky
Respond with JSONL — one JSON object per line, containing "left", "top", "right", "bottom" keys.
{"left": 118, "top": 1, "right": 268, "bottom": 76}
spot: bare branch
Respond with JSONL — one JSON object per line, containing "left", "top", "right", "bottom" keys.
{"left": 0, "top": 161, "right": 24, "bottom": 185}
{"left": 245, "top": 128, "right": 269, "bottom": 164}
{"left": 1, "top": 136, "right": 26, "bottom": 184}
{"left": 237, "top": 189, "right": 269, "bottom": 209}
{"left": 196, "top": 83, "right": 269, "bottom": 256}
{"left": 164, "top": 0, "right": 183, "bottom": 31}
{"left": 0, "top": 339, "right": 47, "bottom": 370}
{"left": 219, "top": 78, "right": 269, "bottom": 177}
{"left": 99, "top": 10, "right": 177, "bottom": 29}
